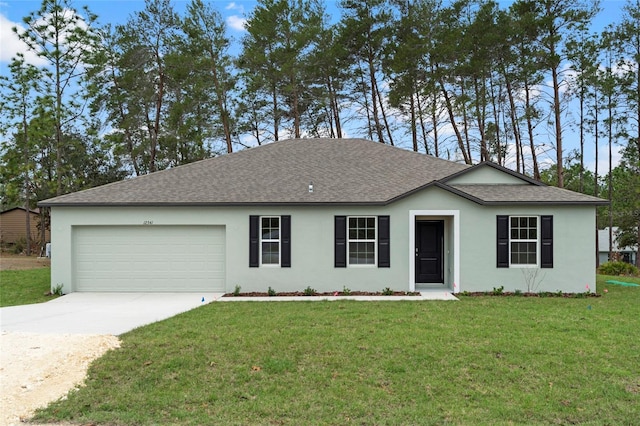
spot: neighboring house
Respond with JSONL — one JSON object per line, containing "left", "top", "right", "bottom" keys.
{"left": 0, "top": 207, "right": 50, "bottom": 247}
{"left": 39, "top": 138, "right": 607, "bottom": 294}
{"left": 598, "top": 227, "right": 638, "bottom": 265}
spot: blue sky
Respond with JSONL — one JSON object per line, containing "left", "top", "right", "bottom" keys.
{"left": 0, "top": 0, "right": 627, "bottom": 65}
{"left": 0, "top": 0, "right": 631, "bottom": 171}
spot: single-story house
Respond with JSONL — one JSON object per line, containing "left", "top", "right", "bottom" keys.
{"left": 39, "top": 138, "right": 607, "bottom": 294}
{"left": 598, "top": 227, "right": 638, "bottom": 265}
{"left": 0, "top": 207, "right": 50, "bottom": 247}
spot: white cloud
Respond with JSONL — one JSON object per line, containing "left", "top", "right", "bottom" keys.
{"left": 0, "top": 13, "right": 47, "bottom": 65}
{"left": 585, "top": 143, "right": 623, "bottom": 173}
{"left": 227, "top": 15, "right": 246, "bottom": 31}
{"left": 226, "top": 2, "right": 244, "bottom": 12}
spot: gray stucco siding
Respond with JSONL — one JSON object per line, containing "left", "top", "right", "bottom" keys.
{"left": 49, "top": 185, "right": 597, "bottom": 294}
{"left": 455, "top": 205, "right": 596, "bottom": 293}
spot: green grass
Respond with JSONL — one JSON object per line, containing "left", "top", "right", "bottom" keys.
{"left": 0, "top": 268, "right": 55, "bottom": 307}
{"left": 32, "top": 275, "right": 640, "bottom": 425}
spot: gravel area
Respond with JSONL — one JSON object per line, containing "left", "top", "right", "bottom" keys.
{"left": 0, "top": 254, "right": 50, "bottom": 271}
{"left": 0, "top": 332, "right": 120, "bottom": 426}
{"left": 1, "top": 253, "right": 121, "bottom": 425}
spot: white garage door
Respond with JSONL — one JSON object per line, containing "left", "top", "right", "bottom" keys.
{"left": 73, "top": 226, "right": 225, "bottom": 292}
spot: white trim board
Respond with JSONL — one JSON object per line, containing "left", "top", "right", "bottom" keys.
{"left": 409, "top": 210, "right": 460, "bottom": 293}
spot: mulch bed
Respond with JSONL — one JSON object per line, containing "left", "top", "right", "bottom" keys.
{"left": 458, "top": 291, "right": 601, "bottom": 298}
{"left": 222, "top": 291, "right": 421, "bottom": 298}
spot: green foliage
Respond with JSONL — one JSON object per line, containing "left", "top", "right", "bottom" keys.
{"left": 381, "top": 287, "right": 394, "bottom": 295}
{"left": 599, "top": 261, "right": 639, "bottom": 277}
{"left": 267, "top": 286, "right": 277, "bottom": 297}
{"left": 52, "top": 283, "right": 64, "bottom": 296}
{"left": 303, "top": 286, "right": 316, "bottom": 296}
{"left": 1, "top": 0, "right": 638, "bottom": 237}
{"left": 342, "top": 286, "right": 351, "bottom": 296}
{"left": 12, "top": 237, "right": 26, "bottom": 254}
{"left": 233, "top": 285, "right": 242, "bottom": 297}
{"left": 492, "top": 285, "right": 504, "bottom": 295}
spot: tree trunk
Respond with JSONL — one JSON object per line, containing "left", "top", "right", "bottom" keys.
{"left": 473, "top": 78, "right": 488, "bottom": 162}
{"left": 272, "top": 84, "right": 279, "bottom": 141}
{"left": 208, "top": 52, "right": 233, "bottom": 153}
{"left": 375, "top": 78, "right": 394, "bottom": 146}
{"left": 410, "top": 93, "right": 417, "bottom": 151}
{"left": 438, "top": 76, "right": 471, "bottom": 164}
{"left": 327, "top": 75, "right": 342, "bottom": 138}
{"left": 415, "top": 91, "right": 430, "bottom": 155}
{"left": 368, "top": 55, "right": 384, "bottom": 143}
{"left": 579, "top": 84, "right": 585, "bottom": 192}
{"left": 524, "top": 81, "right": 540, "bottom": 180}
{"left": 505, "top": 74, "right": 521, "bottom": 173}
{"left": 489, "top": 76, "right": 502, "bottom": 165}
{"left": 551, "top": 63, "right": 563, "bottom": 187}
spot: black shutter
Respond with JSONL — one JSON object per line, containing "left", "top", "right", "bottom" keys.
{"left": 378, "top": 216, "right": 390, "bottom": 268}
{"left": 497, "top": 215, "right": 509, "bottom": 268}
{"left": 335, "top": 216, "right": 346, "bottom": 268}
{"left": 249, "top": 216, "right": 259, "bottom": 267}
{"left": 281, "top": 215, "right": 291, "bottom": 267}
{"left": 540, "top": 215, "right": 553, "bottom": 268}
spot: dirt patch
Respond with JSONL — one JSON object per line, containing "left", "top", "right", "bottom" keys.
{"left": 0, "top": 253, "right": 50, "bottom": 271}
{"left": 0, "top": 332, "right": 120, "bottom": 426}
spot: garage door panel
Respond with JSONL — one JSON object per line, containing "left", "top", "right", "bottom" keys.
{"left": 73, "top": 226, "right": 225, "bottom": 292}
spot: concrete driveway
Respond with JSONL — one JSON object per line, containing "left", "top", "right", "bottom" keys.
{"left": 0, "top": 292, "right": 224, "bottom": 335}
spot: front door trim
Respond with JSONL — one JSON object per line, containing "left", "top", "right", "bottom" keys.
{"left": 409, "top": 210, "right": 460, "bottom": 292}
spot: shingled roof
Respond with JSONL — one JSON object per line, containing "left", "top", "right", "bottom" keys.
{"left": 39, "top": 138, "right": 607, "bottom": 207}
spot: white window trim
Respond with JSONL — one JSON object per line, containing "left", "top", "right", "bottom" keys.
{"left": 509, "top": 216, "right": 540, "bottom": 268}
{"left": 347, "top": 216, "right": 377, "bottom": 267}
{"left": 260, "top": 216, "right": 281, "bottom": 267}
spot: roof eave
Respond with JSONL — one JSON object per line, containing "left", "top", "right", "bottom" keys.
{"left": 439, "top": 161, "right": 545, "bottom": 186}
{"left": 480, "top": 200, "right": 610, "bottom": 206}
{"left": 38, "top": 201, "right": 393, "bottom": 208}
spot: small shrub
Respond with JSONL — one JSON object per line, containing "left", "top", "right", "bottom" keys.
{"left": 267, "top": 286, "right": 276, "bottom": 297}
{"left": 514, "top": 289, "right": 522, "bottom": 296}
{"left": 342, "top": 286, "right": 351, "bottom": 296}
{"left": 599, "top": 261, "right": 639, "bottom": 277}
{"left": 52, "top": 283, "right": 64, "bottom": 296}
{"left": 233, "top": 285, "right": 242, "bottom": 297}
{"left": 12, "top": 237, "right": 26, "bottom": 254}
{"left": 381, "top": 287, "right": 394, "bottom": 296}
{"left": 303, "top": 286, "right": 316, "bottom": 296}
{"left": 492, "top": 286, "right": 504, "bottom": 295}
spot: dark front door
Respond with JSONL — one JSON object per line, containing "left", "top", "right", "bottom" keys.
{"left": 416, "top": 220, "right": 444, "bottom": 284}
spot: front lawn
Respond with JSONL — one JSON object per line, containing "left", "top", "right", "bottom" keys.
{"left": 33, "top": 276, "right": 640, "bottom": 425}
{"left": 0, "top": 268, "right": 54, "bottom": 307}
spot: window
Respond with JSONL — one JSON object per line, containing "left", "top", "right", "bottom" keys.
{"left": 261, "top": 216, "right": 280, "bottom": 265}
{"left": 348, "top": 217, "right": 376, "bottom": 265}
{"left": 249, "top": 216, "right": 291, "bottom": 268}
{"left": 335, "top": 216, "right": 390, "bottom": 268}
{"left": 497, "top": 215, "right": 553, "bottom": 268}
{"left": 510, "top": 216, "right": 538, "bottom": 265}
